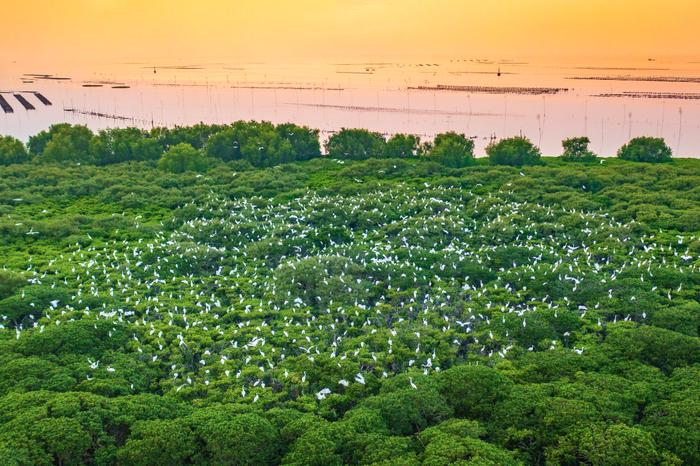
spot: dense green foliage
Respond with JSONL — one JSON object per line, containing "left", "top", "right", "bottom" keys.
{"left": 384, "top": 134, "right": 421, "bottom": 158}
{"left": 618, "top": 137, "right": 673, "bottom": 163}
{"left": 205, "top": 121, "right": 320, "bottom": 167}
{"left": 27, "top": 123, "right": 67, "bottom": 156}
{"left": 487, "top": 136, "right": 542, "bottom": 166}
{"left": 41, "top": 124, "right": 94, "bottom": 164}
{"left": 90, "top": 128, "right": 162, "bottom": 165}
{"left": 425, "top": 132, "right": 475, "bottom": 168}
{"left": 561, "top": 137, "right": 597, "bottom": 162}
{"left": 0, "top": 123, "right": 697, "bottom": 465}
{"left": 157, "top": 143, "right": 212, "bottom": 173}
{"left": 0, "top": 136, "right": 30, "bottom": 166}
{"left": 22, "top": 122, "right": 320, "bottom": 169}
{"left": 150, "top": 123, "right": 229, "bottom": 150}
{"left": 326, "top": 128, "right": 387, "bottom": 160}
{"left": 9, "top": 122, "right": 678, "bottom": 172}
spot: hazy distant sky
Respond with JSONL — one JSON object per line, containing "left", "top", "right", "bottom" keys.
{"left": 4, "top": 0, "right": 699, "bottom": 66}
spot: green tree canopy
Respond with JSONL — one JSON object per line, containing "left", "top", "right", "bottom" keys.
{"left": 0, "top": 136, "right": 30, "bottom": 166}
{"left": 437, "top": 365, "right": 513, "bottom": 419}
{"left": 157, "top": 143, "right": 211, "bottom": 173}
{"left": 561, "top": 136, "right": 597, "bottom": 162}
{"left": 618, "top": 137, "right": 672, "bottom": 163}
{"left": 116, "top": 419, "right": 195, "bottom": 466}
{"left": 428, "top": 132, "right": 475, "bottom": 167}
{"left": 151, "top": 123, "right": 228, "bottom": 150}
{"left": 487, "top": 136, "right": 541, "bottom": 166}
{"left": 27, "top": 124, "right": 72, "bottom": 156}
{"left": 547, "top": 423, "right": 663, "bottom": 466}
{"left": 205, "top": 121, "right": 299, "bottom": 167}
{"left": 40, "top": 125, "right": 94, "bottom": 163}
{"left": 384, "top": 134, "right": 421, "bottom": 158}
{"left": 91, "top": 128, "right": 162, "bottom": 165}
{"left": 325, "top": 128, "right": 386, "bottom": 160}
{"left": 277, "top": 123, "right": 322, "bottom": 161}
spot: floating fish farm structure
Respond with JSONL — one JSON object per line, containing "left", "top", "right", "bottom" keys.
{"left": 0, "top": 91, "right": 53, "bottom": 113}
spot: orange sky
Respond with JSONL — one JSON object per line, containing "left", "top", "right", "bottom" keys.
{"left": 3, "top": 0, "right": 699, "bottom": 66}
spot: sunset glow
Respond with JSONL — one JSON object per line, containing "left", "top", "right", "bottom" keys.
{"left": 4, "top": 0, "right": 699, "bottom": 66}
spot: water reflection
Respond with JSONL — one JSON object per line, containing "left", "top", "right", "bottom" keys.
{"left": 0, "top": 58, "right": 699, "bottom": 156}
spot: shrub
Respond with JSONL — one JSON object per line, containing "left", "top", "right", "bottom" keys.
{"left": 27, "top": 124, "right": 75, "bottom": 156}
{"left": 548, "top": 423, "right": 663, "bottom": 466}
{"left": 276, "top": 123, "right": 321, "bottom": 161}
{"left": 428, "top": 132, "right": 475, "bottom": 167}
{"left": 362, "top": 388, "right": 452, "bottom": 436}
{"left": 150, "top": 123, "right": 228, "bottom": 150}
{"left": 325, "top": 129, "right": 386, "bottom": 160}
{"left": 437, "top": 365, "right": 513, "bottom": 419}
{"left": 205, "top": 121, "right": 297, "bottom": 167}
{"left": 41, "top": 125, "right": 95, "bottom": 163}
{"left": 384, "top": 134, "right": 420, "bottom": 158}
{"left": 617, "top": 137, "right": 672, "bottom": 163}
{"left": 486, "top": 136, "right": 541, "bottom": 166}
{"left": 0, "top": 136, "right": 30, "bottom": 166}
{"left": 91, "top": 128, "right": 162, "bottom": 165}
{"left": 0, "top": 270, "right": 25, "bottom": 300}
{"left": 157, "top": 143, "right": 211, "bottom": 173}
{"left": 561, "top": 137, "right": 597, "bottom": 162}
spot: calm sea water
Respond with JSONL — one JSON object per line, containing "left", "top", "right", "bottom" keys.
{"left": 1, "top": 58, "right": 699, "bottom": 156}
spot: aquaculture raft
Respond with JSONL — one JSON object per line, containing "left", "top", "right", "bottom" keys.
{"left": 33, "top": 92, "right": 52, "bottom": 105}
{"left": 0, "top": 95, "right": 13, "bottom": 113}
{"left": 408, "top": 84, "right": 568, "bottom": 95}
{"left": 594, "top": 92, "right": 700, "bottom": 100}
{"left": 13, "top": 94, "right": 35, "bottom": 110}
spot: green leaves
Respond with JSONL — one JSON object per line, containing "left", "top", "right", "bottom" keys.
{"left": 384, "top": 134, "right": 421, "bottom": 159}
{"left": 547, "top": 423, "right": 664, "bottom": 466}
{"left": 157, "top": 142, "right": 212, "bottom": 173}
{"left": 0, "top": 284, "right": 71, "bottom": 323}
{"left": 117, "top": 419, "right": 196, "bottom": 466}
{"left": 427, "top": 132, "right": 475, "bottom": 168}
{"left": 362, "top": 387, "right": 452, "bottom": 436}
{"left": 437, "top": 365, "right": 513, "bottom": 420}
{"left": 91, "top": 127, "right": 161, "bottom": 165}
{"left": 486, "top": 136, "right": 542, "bottom": 166}
{"left": 0, "top": 136, "right": 30, "bottom": 166}
{"left": 0, "top": 270, "right": 25, "bottom": 301}
{"left": 419, "top": 422, "right": 520, "bottom": 466}
{"left": 618, "top": 137, "right": 673, "bottom": 163}
{"left": 0, "top": 149, "right": 698, "bottom": 465}
{"left": 326, "top": 128, "right": 386, "bottom": 160}
{"left": 29, "top": 417, "right": 92, "bottom": 466}
{"left": 561, "top": 136, "right": 597, "bottom": 162}
{"left": 205, "top": 121, "right": 320, "bottom": 167}
{"left": 598, "top": 323, "right": 700, "bottom": 373}
{"left": 40, "top": 124, "right": 95, "bottom": 164}
{"left": 14, "top": 320, "right": 129, "bottom": 358}
{"left": 187, "top": 411, "right": 281, "bottom": 465}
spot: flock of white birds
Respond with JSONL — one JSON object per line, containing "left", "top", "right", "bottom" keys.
{"left": 4, "top": 184, "right": 697, "bottom": 404}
